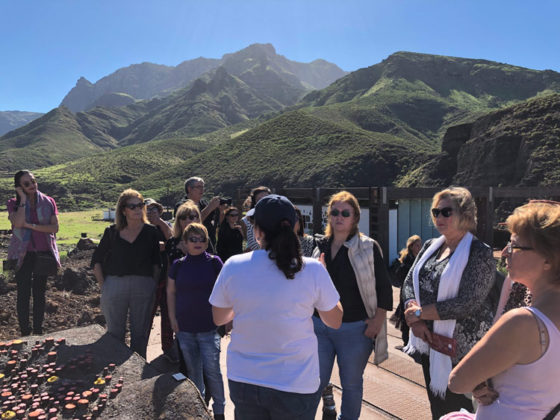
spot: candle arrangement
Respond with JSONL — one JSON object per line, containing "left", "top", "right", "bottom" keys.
{"left": 0, "top": 338, "right": 123, "bottom": 419}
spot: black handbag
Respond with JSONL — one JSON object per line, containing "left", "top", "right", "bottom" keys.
{"left": 30, "top": 233, "right": 58, "bottom": 277}
{"left": 33, "top": 251, "right": 58, "bottom": 277}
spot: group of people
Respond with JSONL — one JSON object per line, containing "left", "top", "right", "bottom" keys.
{"left": 7, "top": 170, "right": 560, "bottom": 420}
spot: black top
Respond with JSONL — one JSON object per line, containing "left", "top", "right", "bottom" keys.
{"left": 91, "top": 224, "right": 161, "bottom": 278}
{"left": 217, "top": 221, "right": 243, "bottom": 262}
{"left": 316, "top": 236, "right": 393, "bottom": 323}
{"left": 165, "top": 237, "right": 185, "bottom": 265}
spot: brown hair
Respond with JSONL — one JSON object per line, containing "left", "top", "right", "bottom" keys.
{"left": 506, "top": 202, "right": 560, "bottom": 281}
{"left": 173, "top": 201, "right": 201, "bottom": 238}
{"left": 324, "top": 190, "right": 360, "bottom": 238}
{"left": 399, "top": 235, "right": 422, "bottom": 263}
{"left": 182, "top": 222, "right": 209, "bottom": 243}
{"left": 115, "top": 189, "right": 147, "bottom": 230}
{"left": 431, "top": 186, "right": 477, "bottom": 233}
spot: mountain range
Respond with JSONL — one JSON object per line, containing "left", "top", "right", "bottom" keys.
{"left": 60, "top": 43, "right": 346, "bottom": 112}
{"left": 0, "top": 111, "right": 43, "bottom": 136}
{"left": 1, "top": 46, "right": 560, "bottom": 210}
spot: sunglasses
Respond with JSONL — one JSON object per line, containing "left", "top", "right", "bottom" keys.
{"left": 505, "top": 241, "right": 534, "bottom": 256}
{"left": 179, "top": 214, "right": 198, "bottom": 221}
{"left": 125, "top": 202, "right": 145, "bottom": 210}
{"left": 431, "top": 207, "right": 453, "bottom": 218}
{"left": 330, "top": 209, "right": 352, "bottom": 218}
{"left": 22, "top": 179, "right": 37, "bottom": 188}
{"left": 187, "top": 236, "right": 207, "bottom": 243}
{"left": 228, "top": 213, "right": 239, "bottom": 217}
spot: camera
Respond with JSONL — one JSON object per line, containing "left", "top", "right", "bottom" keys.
{"left": 219, "top": 197, "right": 232, "bottom": 206}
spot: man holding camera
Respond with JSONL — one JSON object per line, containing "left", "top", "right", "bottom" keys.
{"left": 175, "top": 176, "right": 227, "bottom": 254}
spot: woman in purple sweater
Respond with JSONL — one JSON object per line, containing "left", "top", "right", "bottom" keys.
{"left": 167, "top": 223, "right": 225, "bottom": 419}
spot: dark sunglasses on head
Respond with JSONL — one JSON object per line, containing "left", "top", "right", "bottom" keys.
{"left": 125, "top": 202, "right": 145, "bottom": 210}
{"left": 431, "top": 207, "right": 453, "bottom": 218}
{"left": 330, "top": 209, "right": 352, "bottom": 218}
{"left": 187, "top": 236, "right": 206, "bottom": 243}
{"left": 179, "top": 214, "right": 198, "bottom": 221}
{"left": 22, "top": 179, "right": 37, "bottom": 188}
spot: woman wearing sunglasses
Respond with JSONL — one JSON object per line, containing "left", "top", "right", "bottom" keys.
{"left": 91, "top": 189, "right": 161, "bottom": 358}
{"left": 167, "top": 223, "right": 226, "bottom": 419}
{"left": 312, "top": 190, "right": 393, "bottom": 420}
{"left": 402, "top": 187, "right": 495, "bottom": 419}
{"left": 165, "top": 201, "right": 201, "bottom": 264}
{"left": 217, "top": 206, "right": 243, "bottom": 262}
{"left": 446, "top": 201, "right": 560, "bottom": 420}
{"left": 7, "top": 170, "right": 60, "bottom": 336}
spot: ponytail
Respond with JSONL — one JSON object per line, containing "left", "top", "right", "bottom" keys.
{"left": 259, "top": 221, "right": 303, "bottom": 279}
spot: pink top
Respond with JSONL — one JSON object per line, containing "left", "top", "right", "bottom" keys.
{"left": 7, "top": 197, "right": 58, "bottom": 251}
{"left": 476, "top": 307, "right": 560, "bottom": 420}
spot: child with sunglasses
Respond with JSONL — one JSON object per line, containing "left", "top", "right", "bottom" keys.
{"left": 167, "top": 223, "right": 226, "bottom": 419}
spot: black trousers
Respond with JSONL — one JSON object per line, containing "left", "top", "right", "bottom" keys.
{"left": 16, "top": 252, "right": 48, "bottom": 335}
{"left": 420, "top": 354, "right": 473, "bottom": 420}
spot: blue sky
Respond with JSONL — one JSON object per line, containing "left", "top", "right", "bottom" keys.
{"left": 1, "top": 0, "right": 559, "bottom": 113}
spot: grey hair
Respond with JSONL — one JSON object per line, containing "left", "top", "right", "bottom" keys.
{"left": 184, "top": 176, "right": 204, "bottom": 194}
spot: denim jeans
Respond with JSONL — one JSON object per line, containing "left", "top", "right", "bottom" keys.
{"left": 228, "top": 380, "right": 319, "bottom": 420}
{"left": 313, "top": 316, "right": 374, "bottom": 420}
{"left": 176, "top": 330, "right": 225, "bottom": 415}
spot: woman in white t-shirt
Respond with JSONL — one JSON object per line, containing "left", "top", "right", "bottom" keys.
{"left": 210, "top": 194, "right": 343, "bottom": 420}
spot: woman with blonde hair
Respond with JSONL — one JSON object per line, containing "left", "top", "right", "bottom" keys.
{"left": 448, "top": 201, "right": 560, "bottom": 420}
{"left": 312, "top": 190, "right": 393, "bottom": 420}
{"left": 166, "top": 200, "right": 201, "bottom": 264}
{"left": 91, "top": 189, "right": 161, "bottom": 358}
{"left": 402, "top": 187, "right": 495, "bottom": 419}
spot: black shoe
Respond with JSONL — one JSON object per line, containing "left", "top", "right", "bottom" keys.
{"left": 322, "top": 383, "right": 336, "bottom": 415}
{"left": 214, "top": 415, "right": 225, "bottom": 420}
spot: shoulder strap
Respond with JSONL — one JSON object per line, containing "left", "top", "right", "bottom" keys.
{"left": 544, "top": 401, "right": 560, "bottom": 420}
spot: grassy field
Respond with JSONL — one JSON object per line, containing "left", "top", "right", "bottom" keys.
{"left": 1, "top": 209, "right": 111, "bottom": 256}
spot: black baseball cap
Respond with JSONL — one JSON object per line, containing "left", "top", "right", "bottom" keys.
{"left": 254, "top": 194, "right": 296, "bottom": 231}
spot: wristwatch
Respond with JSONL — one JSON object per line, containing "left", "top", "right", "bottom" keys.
{"left": 414, "top": 308, "right": 422, "bottom": 318}
{"left": 31, "top": 223, "right": 36, "bottom": 229}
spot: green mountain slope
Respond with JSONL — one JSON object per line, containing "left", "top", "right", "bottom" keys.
{"left": 301, "top": 51, "right": 560, "bottom": 144}
{"left": 0, "top": 107, "right": 113, "bottom": 172}
{"left": 399, "top": 94, "right": 560, "bottom": 187}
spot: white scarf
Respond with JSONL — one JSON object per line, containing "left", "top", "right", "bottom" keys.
{"left": 404, "top": 232, "right": 473, "bottom": 398}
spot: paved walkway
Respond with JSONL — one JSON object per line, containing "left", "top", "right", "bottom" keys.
{"left": 146, "top": 288, "right": 432, "bottom": 419}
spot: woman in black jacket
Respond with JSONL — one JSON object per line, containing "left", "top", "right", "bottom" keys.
{"left": 217, "top": 206, "right": 243, "bottom": 262}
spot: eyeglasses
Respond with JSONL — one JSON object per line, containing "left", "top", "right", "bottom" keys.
{"left": 22, "top": 179, "right": 37, "bottom": 188}
{"left": 179, "top": 214, "right": 199, "bottom": 221}
{"left": 147, "top": 207, "right": 159, "bottom": 213}
{"left": 228, "top": 213, "right": 239, "bottom": 217}
{"left": 125, "top": 202, "right": 145, "bottom": 210}
{"left": 330, "top": 209, "right": 352, "bottom": 218}
{"left": 431, "top": 207, "right": 453, "bottom": 218}
{"left": 187, "top": 236, "right": 207, "bottom": 243}
{"left": 191, "top": 184, "right": 204, "bottom": 190}
{"left": 505, "top": 241, "right": 534, "bottom": 255}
